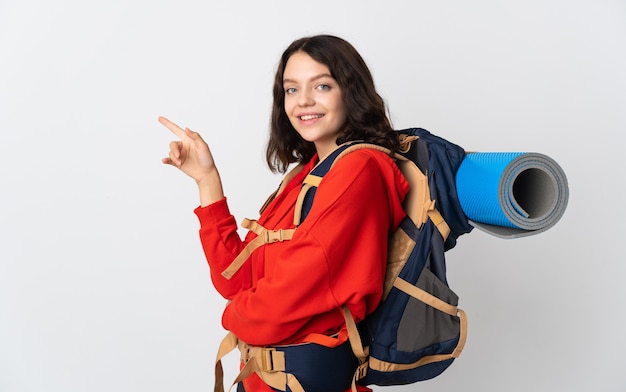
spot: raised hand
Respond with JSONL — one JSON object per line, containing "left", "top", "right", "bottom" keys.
{"left": 159, "top": 116, "right": 224, "bottom": 205}
{"left": 159, "top": 116, "right": 217, "bottom": 183}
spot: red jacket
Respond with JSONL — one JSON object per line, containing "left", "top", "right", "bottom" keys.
{"left": 194, "top": 148, "right": 408, "bottom": 390}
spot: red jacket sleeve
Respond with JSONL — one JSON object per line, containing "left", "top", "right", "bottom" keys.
{"left": 194, "top": 198, "right": 251, "bottom": 298}
{"left": 194, "top": 160, "right": 315, "bottom": 299}
{"left": 221, "top": 150, "right": 408, "bottom": 345}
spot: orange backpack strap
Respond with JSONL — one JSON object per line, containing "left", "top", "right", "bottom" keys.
{"left": 395, "top": 155, "right": 451, "bottom": 240}
{"left": 224, "top": 165, "right": 305, "bottom": 280}
{"left": 292, "top": 173, "right": 322, "bottom": 225}
{"left": 221, "top": 219, "right": 295, "bottom": 279}
{"left": 342, "top": 306, "right": 370, "bottom": 392}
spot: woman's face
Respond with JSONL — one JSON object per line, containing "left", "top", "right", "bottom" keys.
{"left": 283, "top": 51, "right": 347, "bottom": 160}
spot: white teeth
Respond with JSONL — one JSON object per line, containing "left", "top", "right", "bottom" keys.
{"left": 300, "top": 114, "right": 323, "bottom": 121}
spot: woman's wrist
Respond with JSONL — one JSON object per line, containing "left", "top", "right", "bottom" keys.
{"left": 197, "top": 169, "right": 225, "bottom": 207}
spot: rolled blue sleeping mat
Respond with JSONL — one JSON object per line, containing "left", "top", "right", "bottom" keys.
{"left": 455, "top": 152, "right": 569, "bottom": 239}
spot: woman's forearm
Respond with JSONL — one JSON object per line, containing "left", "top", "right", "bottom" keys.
{"left": 197, "top": 169, "right": 225, "bottom": 207}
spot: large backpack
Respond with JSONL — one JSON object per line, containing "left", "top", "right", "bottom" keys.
{"left": 215, "top": 128, "right": 473, "bottom": 391}
{"left": 294, "top": 128, "right": 473, "bottom": 388}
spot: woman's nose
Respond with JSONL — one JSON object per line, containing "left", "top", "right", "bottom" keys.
{"left": 297, "top": 89, "right": 314, "bottom": 106}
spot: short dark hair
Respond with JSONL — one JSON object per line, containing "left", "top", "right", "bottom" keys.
{"left": 266, "top": 35, "right": 398, "bottom": 173}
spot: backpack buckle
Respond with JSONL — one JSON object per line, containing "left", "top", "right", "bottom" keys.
{"left": 260, "top": 347, "right": 286, "bottom": 372}
{"left": 260, "top": 347, "right": 277, "bottom": 372}
{"left": 356, "top": 361, "right": 369, "bottom": 380}
{"left": 264, "top": 229, "right": 285, "bottom": 243}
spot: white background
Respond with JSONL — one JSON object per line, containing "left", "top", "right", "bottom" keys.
{"left": 1, "top": 1, "right": 625, "bottom": 391}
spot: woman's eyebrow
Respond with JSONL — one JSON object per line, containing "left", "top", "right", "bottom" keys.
{"left": 283, "top": 73, "right": 334, "bottom": 84}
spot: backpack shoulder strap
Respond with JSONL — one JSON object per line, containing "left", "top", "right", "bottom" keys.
{"left": 293, "top": 141, "right": 366, "bottom": 225}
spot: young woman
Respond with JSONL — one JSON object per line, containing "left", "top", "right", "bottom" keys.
{"left": 160, "top": 35, "right": 409, "bottom": 392}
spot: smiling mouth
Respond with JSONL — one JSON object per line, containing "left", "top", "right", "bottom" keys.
{"left": 300, "top": 114, "right": 324, "bottom": 121}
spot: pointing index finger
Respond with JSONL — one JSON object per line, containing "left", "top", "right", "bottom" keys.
{"left": 158, "top": 116, "right": 186, "bottom": 138}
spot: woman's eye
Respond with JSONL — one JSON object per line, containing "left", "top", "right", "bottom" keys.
{"left": 285, "top": 87, "right": 297, "bottom": 94}
{"left": 317, "top": 84, "right": 331, "bottom": 91}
